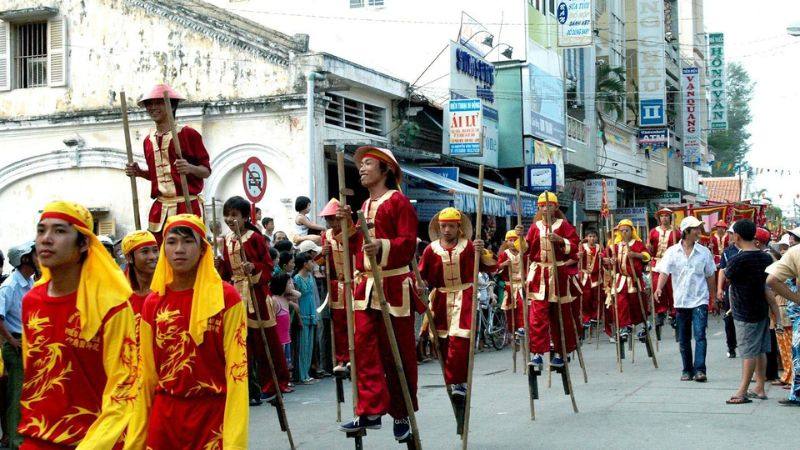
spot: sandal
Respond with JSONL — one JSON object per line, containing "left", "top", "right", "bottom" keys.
{"left": 745, "top": 391, "right": 768, "bottom": 400}
{"left": 726, "top": 396, "right": 752, "bottom": 405}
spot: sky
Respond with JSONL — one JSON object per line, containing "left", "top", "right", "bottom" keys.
{"left": 704, "top": 0, "right": 800, "bottom": 216}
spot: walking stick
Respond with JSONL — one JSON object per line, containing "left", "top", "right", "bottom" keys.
{"left": 232, "top": 221, "right": 295, "bottom": 450}
{"left": 627, "top": 251, "right": 658, "bottom": 369}
{"left": 356, "top": 212, "right": 422, "bottom": 450}
{"left": 461, "top": 165, "right": 484, "bottom": 450}
{"left": 512, "top": 180, "right": 523, "bottom": 374}
{"left": 120, "top": 91, "right": 142, "bottom": 229}
{"left": 649, "top": 268, "right": 659, "bottom": 352}
{"left": 210, "top": 197, "right": 219, "bottom": 256}
{"left": 516, "top": 181, "right": 535, "bottom": 421}
{"left": 161, "top": 91, "right": 193, "bottom": 212}
{"left": 410, "top": 257, "right": 460, "bottom": 430}
{"left": 541, "top": 193, "right": 578, "bottom": 414}
{"left": 336, "top": 151, "right": 359, "bottom": 413}
{"left": 607, "top": 217, "right": 623, "bottom": 373}
{"left": 324, "top": 260, "right": 342, "bottom": 422}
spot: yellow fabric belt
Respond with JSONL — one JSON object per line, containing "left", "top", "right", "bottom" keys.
{"left": 433, "top": 283, "right": 471, "bottom": 294}
{"left": 362, "top": 266, "right": 410, "bottom": 279}
{"left": 157, "top": 194, "right": 200, "bottom": 205}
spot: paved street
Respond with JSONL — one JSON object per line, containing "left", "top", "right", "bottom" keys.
{"left": 250, "top": 318, "right": 795, "bottom": 449}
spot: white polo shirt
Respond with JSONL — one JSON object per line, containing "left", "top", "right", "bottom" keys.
{"left": 654, "top": 240, "right": 717, "bottom": 309}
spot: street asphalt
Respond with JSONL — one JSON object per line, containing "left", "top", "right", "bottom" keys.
{"left": 249, "top": 317, "right": 796, "bottom": 449}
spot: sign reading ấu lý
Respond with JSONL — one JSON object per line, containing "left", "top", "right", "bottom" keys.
{"left": 448, "top": 98, "right": 483, "bottom": 156}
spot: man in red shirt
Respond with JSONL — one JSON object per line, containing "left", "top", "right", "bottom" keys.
{"left": 125, "top": 84, "right": 211, "bottom": 243}
{"left": 20, "top": 201, "right": 137, "bottom": 449}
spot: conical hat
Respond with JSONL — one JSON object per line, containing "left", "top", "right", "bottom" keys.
{"left": 354, "top": 146, "right": 402, "bottom": 186}
{"left": 428, "top": 208, "right": 473, "bottom": 242}
{"left": 137, "top": 84, "right": 185, "bottom": 106}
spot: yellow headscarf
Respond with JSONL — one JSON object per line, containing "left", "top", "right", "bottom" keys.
{"left": 150, "top": 214, "right": 223, "bottom": 345}
{"left": 36, "top": 201, "right": 132, "bottom": 341}
{"left": 121, "top": 230, "right": 157, "bottom": 256}
{"left": 613, "top": 219, "right": 642, "bottom": 244}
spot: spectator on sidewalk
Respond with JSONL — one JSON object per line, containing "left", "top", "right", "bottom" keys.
{"left": 766, "top": 243, "right": 800, "bottom": 406}
{"left": 723, "top": 220, "right": 782, "bottom": 405}
{"left": 654, "top": 217, "right": 716, "bottom": 382}
{"left": 0, "top": 242, "right": 36, "bottom": 449}
{"left": 717, "top": 224, "right": 740, "bottom": 358}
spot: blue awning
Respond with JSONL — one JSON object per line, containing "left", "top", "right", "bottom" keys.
{"left": 460, "top": 174, "right": 538, "bottom": 217}
{"left": 403, "top": 164, "right": 507, "bottom": 216}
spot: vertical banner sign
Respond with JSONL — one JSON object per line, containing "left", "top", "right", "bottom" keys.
{"left": 708, "top": 33, "right": 727, "bottom": 130}
{"left": 448, "top": 98, "right": 483, "bottom": 156}
{"left": 556, "top": 0, "right": 594, "bottom": 48}
{"left": 682, "top": 66, "right": 701, "bottom": 163}
{"left": 637, "top": 0, "right": 666, "bottom": 127}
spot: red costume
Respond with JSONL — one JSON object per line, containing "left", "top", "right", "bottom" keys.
{"left": 647, "top": 225, "right": 679, "bottom": 315}
{"left": 578, "top": 242, "right": 603, "bottom": 324}
{"left": 219, "top": 229, "right": 289, "bottom": 398}
{"left": 418, "top": 236, "right": 496, "bottom": 385}
{"left": 710, "top": 232, "right": 729, "bottom": 265}
{"left": 605, "top": 237, "right": 651, "bottom": 333}
{"left": 141, "top": 126, "right": 209, "bottom": 241}
{"left": 351, "top": 189, "right": 423, "bottom": 419}
{"left": 322, "top": 227, "right": 352, "bottom": 366}
{"left": 497, "top": 248, "right": 524, "bottom": 332}
{"left": 524, "top": 216, "right": 581, "bottom": 356}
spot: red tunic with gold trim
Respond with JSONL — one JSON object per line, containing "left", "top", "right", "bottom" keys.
{"left": 497, "top": 249, "right": 524, "bottom": 332}
{"left": 126, "top": 284, "right": 248, "bottom": 450}
{"left": 648, "top": 226, "right": 679, "bottom": 315}
{"left": 418, "top": 239, "right": 496, "bottom": 385}
{"left": 219, "top": 229, "right": 289, "bottom": 397}
{"left": 141, "top": 126, "right": 209, "bottom": 239}
{"left": 710, "top": 233, "right": 729, "bottom": 265}
{"left": 578, "top": 242, "right": 603, "bottom": 324}
{"left": 19, "top": 283, "right": 137, "bottom": 449}
{"left": 351, "top": 189, "right": 423, "bottom": 419}
{"left": 322, "top": 228, "right": 352, "bottom": 365}
{"left": 605, "top": 240, "right": 651, "bottom": 332}
{"left": 524, "top": 218, "right": 581, "bottom": 355}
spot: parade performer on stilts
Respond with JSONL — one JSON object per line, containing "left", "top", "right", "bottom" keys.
{"left": 710, "top": 220, "right": 729, "bottom": 265}
{"left": 20, "top": 201, "right": 138, "bottom": 449}
{"left": 577, "top": 229, "right": 603, "bottom": 331}
{"left": 605, "top": 219, "right": 652, "bottom": 343}
{"left": 497, "top": 230, "right": 525, "bottom": 338}
{"left": 125, "top": 84, "right": 210, "bottom": 244}
{"left": 320, "top": 198, "right": 352, "bottom": 374}
{"left": 122, "top": 230, "right": 159, "bottom": 319}
{"left": 125, "top": 214, "right": 248, "bottom": 449}
{"left": 217, "top": 196, "right": 289, "bottom": 404}
{"left": 336, "top": 146, "right": 424, "bottom": 443}
{"left": 524, "top": 192, "right": 581, "bottom": 371}
{"left": 648, "top": 208, "right": 680, "bottom": 328}
{"left": 417, "top": 207, "right": 495, "bottom": 399}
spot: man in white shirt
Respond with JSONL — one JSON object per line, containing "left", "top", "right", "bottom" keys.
{"left": 654, "top": 216, "right": 717, "bottom": 382}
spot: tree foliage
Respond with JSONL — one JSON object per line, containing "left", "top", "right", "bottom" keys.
{"left": 709, "top": 62, "right": 754, "bottom": 176}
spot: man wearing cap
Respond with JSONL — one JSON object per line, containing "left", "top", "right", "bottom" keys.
{"left": 217, "top": 196, "right": 288, "bottom": 405}
{"left": 497, "top": 230, "right": 525, "bottom": 336}
{"left": 126, "top": 214, "right": 248, "bottom": 449}
{"left": 710, "top": 221, "right": 730, "bottom": 264}
{"left": 576, "top": 229, "right": 603, "bottom": 329}
{"left": 716, "top": 222, "right": 741, "bottom": 357}
{"left": 0, "top": 242, "right": 36, "bottom": 449}
{"left": 654, "top": 216, "right": 717, "bottom": 381}
{"left": 121, "top": 231, "right": 159, "bottom": 318}
{"left": 523, "top": 192, "right": 581, "bottom": 370}
{"left": 20, "top": 201, "right": 137, "bottom": 448}
{"left": 336, "top": 146, "right": 423, "bottom": 441}
{"left": 125, "top": 84, "right": 211, "bottom": 244}
{"left": 320, "top": 198, "right": 352, "bottom": 374}
{"left": 603, "top": 219, "right": 652, "bottom": 343}
{"left": 648, "top": 208, "right": 680, "bottom": 326}
{"left": 418, "top": 207, "right": 495, "bottom": 398}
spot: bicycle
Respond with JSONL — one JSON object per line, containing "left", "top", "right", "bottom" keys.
{"left": 476, "top": 279, "right": 508, "bottom": 350}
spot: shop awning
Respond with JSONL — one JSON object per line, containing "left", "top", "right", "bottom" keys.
{"left": 404, "top": 164, "right": 507, "bottom": 216}
{"left": 460, "top": 174, "right": 538, "bottom": 217}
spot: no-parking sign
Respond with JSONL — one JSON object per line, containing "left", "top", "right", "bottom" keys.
{"left": 242, "top": 157, "right": 268, "bottom": 203}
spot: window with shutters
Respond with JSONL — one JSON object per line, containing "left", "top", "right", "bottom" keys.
{"left": 12, "top": 21, "right": 48, "bottom": 88}
{"left": 325, "top": 93, "right": 386, "bottom": 137}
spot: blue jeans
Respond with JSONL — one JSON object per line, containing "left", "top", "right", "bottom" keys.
{"left": 675, "top": 306, "right": 708, "bottom": 375}
{"left": 787, "top": 302, "right": 800, "bottom": 401}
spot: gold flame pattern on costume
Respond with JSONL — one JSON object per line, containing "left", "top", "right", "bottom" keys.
{"left": 111, "top": 336, "right": 139, "bottom": 403}
{"left": 202, "top": 427, "right": 224, "bottom": 450}
{"left": 21, "top": 312, "right": 74, "bottom": 410}
{"left": 20, "top": 406, "right": 97, "bottom": 444}
{"left": 154, "top": 308, "right": 196, "bottom": 384}
{"left": 229, "top": 320, "right": 248, "bottom": 383}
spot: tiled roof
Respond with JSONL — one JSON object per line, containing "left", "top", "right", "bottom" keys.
{"left": 700, "top": 177, "right": 742, "bottom": 202}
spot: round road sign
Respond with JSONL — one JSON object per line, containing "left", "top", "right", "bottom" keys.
{"left": 242, "top": 157, "right": 268, "bottom": 203}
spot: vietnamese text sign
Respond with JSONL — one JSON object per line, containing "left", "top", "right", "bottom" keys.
{"left": 525, "top": 164, "right": 557, "bottom": 193}
{"left": 708, "top": 33, "right": 727, "bottom": 130}
{"left": 682, "top": 66, "right": 701, "bottom": 163}
{"left": 422, "top": 166, "right": 459, "bottom": 182}
{"left": 584, "top": 178, "right": 617, "bottom": 211}
{"left": 613, "top": 207, "right": 648, "bottom": 227}
{"left": 448, "top": 99, "right": 482, "bottom": 156}
{"left": 638, "top": 128, "right": 668, "bottom": 154}
{"left": 646, "top": 192, "right": 681, "bottom": 213}
{"left": 557, "top": 0, "right": 594, "bottom": 48}
{"left": 637, "top": 0, "right": 666, "bottom": 127}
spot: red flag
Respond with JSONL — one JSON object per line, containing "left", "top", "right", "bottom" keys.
{"left": 600, "top": 179, "right": 610, "bottom": 219}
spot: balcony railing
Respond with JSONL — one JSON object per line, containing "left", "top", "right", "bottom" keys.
{"left": 567, "top": 116, "right": 587, "bottom": 143}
